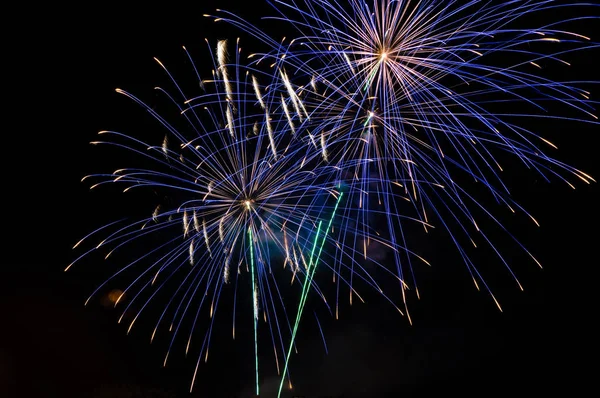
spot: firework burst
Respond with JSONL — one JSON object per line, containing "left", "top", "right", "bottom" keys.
{"left": 67, "top": 39, "right": 380, "bottom": 394}
{"left": 213, "top": 0, "right": 598, "bottom": 316}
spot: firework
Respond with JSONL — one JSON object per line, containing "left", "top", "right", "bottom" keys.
{"left": 68, "top": 39, "right": 371, "bottom": 394}
{"left": 214, "top": 0, "right": 598, "bottom": 316}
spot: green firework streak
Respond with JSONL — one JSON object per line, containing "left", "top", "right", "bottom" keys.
{"left": 248, "top": 227, "right": 259, "bottom": 396}
{"left": 278, "top": 192, "right": 344, "bottom": 397}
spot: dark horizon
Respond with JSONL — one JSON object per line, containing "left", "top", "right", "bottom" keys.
{"left": 3, "top": 1, "right": 599, "bottom": 397}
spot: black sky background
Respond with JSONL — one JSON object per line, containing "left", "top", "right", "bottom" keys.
{"left": 3, "top": 1, "right": 599, "bottom": 397}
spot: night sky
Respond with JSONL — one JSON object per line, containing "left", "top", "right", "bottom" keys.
{"left": 3, "top": 2, "right": 599, "bottom": 397}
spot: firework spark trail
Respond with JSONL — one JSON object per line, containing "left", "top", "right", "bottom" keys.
{"left": 278, "top": 192, "right": 343, "bottom": 398}
{"left": 213, "top": 0, "right": 598, "bottom": 314}
{"left": 248, "top": 227, "right": 259, "bottom": 395}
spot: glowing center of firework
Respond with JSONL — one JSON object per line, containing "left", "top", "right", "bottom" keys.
{"left": 244, "top": 200, "right": 252, "bottom": 210}
{"left": 380, "top": 51, "right": 388, "bottom": 60}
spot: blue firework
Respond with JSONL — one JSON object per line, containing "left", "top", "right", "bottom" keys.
{"left": 213, "top": 0, "right": 598, "bottom": 316}
{"left": 68, "top": 39, "right": 385, "bottom": 394}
